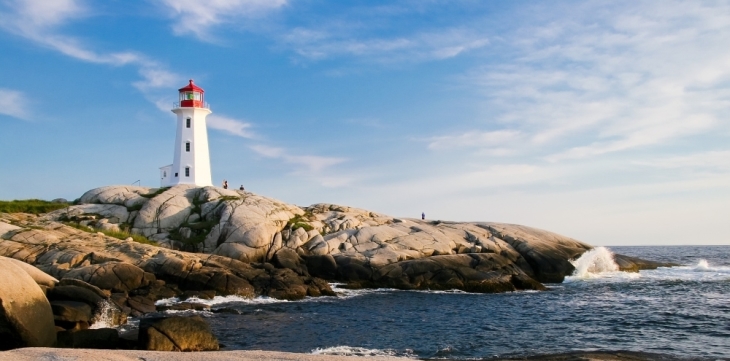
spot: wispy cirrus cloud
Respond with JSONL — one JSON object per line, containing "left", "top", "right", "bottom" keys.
{"left": 633, "top": 151, "right": 730, "bottom": 171}
{"left": 207, "top": 115, "right": 255, "bottom": 139}
{"left": 250, "top": 144, "right": 346, "bottom": 173}
{"left": 0, "top": 0, "right": 136, "bottom": 65}
{"left": 155, "top": 0, "right": 287, "bottom": 41}
{"left": 282, "top": 26, "right": 488, "bottom": 63}
{"left": 439, "top": 1, "right": 730, "bottom": 162}
{"left": 0, "top": 88, "right": 30, "bottom": 120}
{"left": 427, "top": 130, "right": 521, "bottom": 151}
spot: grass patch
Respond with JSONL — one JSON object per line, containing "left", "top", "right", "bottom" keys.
{"left": 140, "top": 187, "right": 170, "bottom": 199}
{"left": 286, "top": 214, "right": 314, "bottom": 232}
{"left": 218, "top": 195, "right": 240, "bottom": 202}
{"left": 102, "top": 230, "right": 157, "bottom": 245}
{"left": 0, "top": 199, "right": 70, "bottom": 215}
{"left": 63, "top": 221, "right": 157, "bottom": 246}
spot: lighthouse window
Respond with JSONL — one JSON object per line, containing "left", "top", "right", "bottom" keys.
{"left": 186, "top": 118, "right": 191, "bottom": 128}
{"left": 185, "top": 167, "right": 190, "bottom": 177}
{"left": 185, "top": 142, "right": 191, "bottom": 152}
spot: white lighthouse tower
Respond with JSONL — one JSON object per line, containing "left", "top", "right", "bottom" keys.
{"left": 159, "top": 80, "right": 213, "bottom": 187}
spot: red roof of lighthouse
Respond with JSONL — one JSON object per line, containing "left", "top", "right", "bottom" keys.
{"left": 178, "top": 79, "right": 204, "bottom": 93}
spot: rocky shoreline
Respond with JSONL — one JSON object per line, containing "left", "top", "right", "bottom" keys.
{"left": 0, "top": 184, "right": 675, "bottom": 352}
{"left": 0, "top": 348, "right": 689, "bottom": 360}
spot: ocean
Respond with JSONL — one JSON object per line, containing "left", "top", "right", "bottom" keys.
{"left": 149, "top": 246, "right": 730, "bottom": 360}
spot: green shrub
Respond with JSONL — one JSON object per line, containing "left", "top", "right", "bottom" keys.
{"left": 286, "top": 214, "right": 314, "bottom": 232}
{"left": 101, "top": 230, "right": 157, "bottom": 245}
{"left": 218, "top": 195, "right": 240, "bottom": 202}
{"left": 140, "top": 187, "right": 170, "bottom": 199}
{"left": 291, "top": 222, "right": 314, "bottom": 232}
{"left": 62, "top": 222, "right": 156, "bottom": 246}
{"left": 0, "top": 199, "right": 70, "bottom": 215}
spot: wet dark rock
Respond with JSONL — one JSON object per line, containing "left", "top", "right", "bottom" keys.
{"left": 267, "top": 268, "right": 308, "bottom": 300}
{"left": 613, "top": 254, "right": 677, "bottom": 272}
{"left": 181, "top": 290, "right": 216, "bottom": 300}
{"left": 273, "top": 248, "right": 308, "bottom": 276}
{"left": 50, "top": 300, "right": 92, "bottom": 323}
{"left": 127, "top": 295, "right": 156, "bottom": 314}
{"left": 158, "top": 302, "right": 211, "bottom": 312}
{"left": 56, "top": 328, "right": 119, "bottom": 349}
{"left": 138, "top": 316, "right": 219, "bottom": 351}
{"left": 304, "top": 255, "right": 338, "bottom": 279}
{"left": 371, "top": 253, "right": 545, "bottom": 292}
{"left": 482, "top": 223, "right": 591, "bottom": 283}
{"left": 47, "top": 285, "right": 104, "bottom": 309}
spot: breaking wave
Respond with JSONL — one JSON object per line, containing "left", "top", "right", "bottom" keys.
{"left": 155, "top": 295, "right": 292, "bottom": 307}
{"left": 311, "top": 345, "right": 415, "bottom": 358}
{"left": 564, "top": 246, "right": 730, "bottom": 284}
{"left": 154, "top": 283, "right": 394, "bottom": 308}
{"left": 564, "top": 246, "right": 637, "bottom": 282}
{"left": 90, "top": 300, "right": 122, "bottom": 329}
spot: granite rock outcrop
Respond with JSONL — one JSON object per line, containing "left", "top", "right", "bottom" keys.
{"left": 1, "top": 185, "right": 671, "bottom": 298}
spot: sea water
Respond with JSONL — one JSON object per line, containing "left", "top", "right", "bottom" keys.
{"left": 152, "top": 246, "right": 730, "bottom": 359}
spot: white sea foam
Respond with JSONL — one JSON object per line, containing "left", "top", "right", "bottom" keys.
{"left": 90, "top": 300, "right": 123, "bottom": 329}
{"left": 311, "top": 345, "right": 414, "bottom": 358}
{"left": 641, "top": 259, "right": 730, "bottom": 282}
{"left": 564, "top": 247, "right": 730, "bottom": 284}
{"left": 564, "top": 246, "right": 638, "bottom": 283}
{"left": 153, "top": 283, "right": 398, "bottom": 308}
{"left": 155, "top": 294, "right": 292, "bottom": 307}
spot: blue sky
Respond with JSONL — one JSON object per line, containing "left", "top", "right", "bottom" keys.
{"left": 1, "top": 0, "right": 729, "bottom": 245}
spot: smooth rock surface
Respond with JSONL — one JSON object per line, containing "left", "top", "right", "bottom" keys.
{"left": 0, "top": 258, "right": 56, "bottom": 350}
{"left": 138, "top": 316, "right": 219, "bottom": 351}
{"left": 0, "top": 256, "right": 57, "bottom": 288}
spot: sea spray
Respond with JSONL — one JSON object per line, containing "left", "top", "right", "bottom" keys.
{"left": 570, "top": 246, "right": 619, "bottom": 277}
{"left": 90, "top": 300, "right": 124, "bottom": 329}
{"left": 562, "top": 246, "right": 639, "bottom": 282}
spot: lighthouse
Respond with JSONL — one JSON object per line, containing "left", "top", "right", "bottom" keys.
{"left": 159, "top": 80, "right": 213, "bottom": 187}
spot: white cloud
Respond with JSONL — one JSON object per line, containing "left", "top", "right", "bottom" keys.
{"left": 282, "top": 26, "right": 488, "bottom": 63}
{"left": 427, "top": 130, "right": 521, "bottom": 151}
{"left": 457, "top": 1, "right": 730, "bottom": 161}
{"left": 0, "top": 0, "right": 185, "bottom": 109}
{"left": 155, "top": 0, "right": 288, "bottom": 41}
{"left": 0, "top": 88, "right": 30, "bottom": 119}
{"left": 633, "top": 151, "right": 730, "bottom": 171}
{"left": 250, "top": 144, "right": 345, "bottom": 173}
{"left": 207, "top": 115, "right": 255, "bottom": 138}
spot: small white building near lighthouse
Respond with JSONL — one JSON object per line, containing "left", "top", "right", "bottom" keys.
{"left": 159, "top": 80, "right": 213, "bottom": 187}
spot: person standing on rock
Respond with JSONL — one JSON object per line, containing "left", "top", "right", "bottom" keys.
{"left": 222, "top": 180, "right": 228, "bottom": 189}
{"left": 422, "top": 212, "right": 425, "bottom": 220}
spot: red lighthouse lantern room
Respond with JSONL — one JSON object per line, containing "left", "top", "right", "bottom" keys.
{"left": 178, "top": 79, "right": 205, "bottom": 108}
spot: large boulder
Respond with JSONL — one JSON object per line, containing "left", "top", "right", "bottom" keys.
{"left": 0, "top": 257, "right": 57, "bottom": 288}
{"left": 138, "top": 316, "right": 219, "bottom": 351}
{"left": 63, "top": 262, "right": 154, "bottom": 293}
{"left": 210, "top": 193, "right": 303, "bottom": 262}
{"left": 0, "top": 258, "right": 56, "bottom": 350}
{"left": 482, "top": 223, "right": 592, "bottom": 282}
{"left": 78, "top": 185, "right": 150, "bottom": 208}
{"left": 133, "top": 185, "right": 195, "bottom": 236}
{"left": 372, "top": 253, "right": 545, "bottom": 292}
